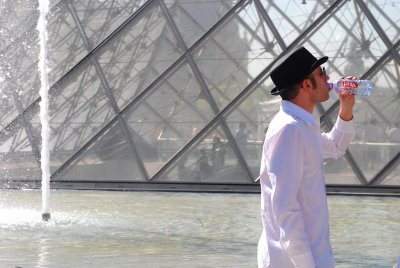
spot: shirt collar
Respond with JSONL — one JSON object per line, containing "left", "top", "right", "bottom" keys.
{"left": 281, "top": 100, "right": 317, "bottom": 126}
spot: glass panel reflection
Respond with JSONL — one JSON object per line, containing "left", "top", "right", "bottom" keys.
{"left": 0, "top": 90, "right": 19, "bottom": 133}
{"left": 381, "top": 157, "right": 400, "bottom": 186}
{"left": 320, "top": 121, "right": 360, "bottom": 185}
{"left": 124, "top": 63, "right": 214, "bottom": 177}
{"left": 324, "top": 156, "right": 361, "bottom": 185}
{"left": 0, "top": 0, "right": 40, "bottom": 112}
{"left": 96, "top": 4, "right": 183, "bottom": 111}
{"left": 155, "top": 124, "right": 249, "bottom": 183}
{"left": 345, "top": 58, "right": 399, "bottom": 182}
{"left": 165, "top": 0, "right": 239, "bottom": 47}
{"left": 367, "top": 0, "right": 400, "bottom": 44}
{"left": 193, "top": 1, "right": 281, "bottom": 109}
{"left": 0, "top": 0, "right": 399, "bottom": 190}
{"left": 48, "top": 2, "right": 88, "bottom": 85}
{"left": 225, "top": 84, "right": 275, "bottom": 179}
{"left": 319, "top": 3, "right": 386, "bottom": 74}
{"left": 59, "top": 121, "right": 143, "bottom": 181}
{"left": 0, "top": 119, "right": 40, "bottom": 182}
{"left": 30, "top": 62, "right": 115, "bottom": 174}
{"left": 301, "top": 1, "right": 389, "bottom": 111}
{"left": 74, "top": 1, "right": 147, "bottom": 49}
{"left": 262, "top": 0, "right": 329, "bottom": 46}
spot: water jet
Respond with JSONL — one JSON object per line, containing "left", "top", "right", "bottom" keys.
{"left": 37, "top": 0, "right": 51, "bottom": 221}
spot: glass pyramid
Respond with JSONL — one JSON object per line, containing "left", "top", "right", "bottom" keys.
{"left": 0, "top": 0, "right": 399, "bottom": 193}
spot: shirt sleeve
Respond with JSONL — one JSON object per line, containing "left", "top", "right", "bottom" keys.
{"left": 321, "top": 116, "right": 355, "bottom": 159}
{"left": 264, "top": 124, "right": 316, "bottom": 268}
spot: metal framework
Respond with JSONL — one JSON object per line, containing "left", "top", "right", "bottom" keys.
{"left": 0, "top": 0, "right": 399, "bottom": 194}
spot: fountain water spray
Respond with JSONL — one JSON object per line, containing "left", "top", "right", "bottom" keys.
{"left": 37, "top": 0, "right": 51, "bottom": 221}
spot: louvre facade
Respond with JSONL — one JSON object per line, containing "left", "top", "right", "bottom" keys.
{"left": 1, "top": 0, "right": 399, "bottom": 193}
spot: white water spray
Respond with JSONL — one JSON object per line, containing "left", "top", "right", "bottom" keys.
{"left": 37, "top": 0, "right": 51, "bottom": 221}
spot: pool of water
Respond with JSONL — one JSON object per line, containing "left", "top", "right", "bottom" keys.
{"left": 0, "top": 190, "right": 399, "bottom": 267}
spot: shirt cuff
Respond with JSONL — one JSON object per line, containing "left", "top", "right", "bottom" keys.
{"left": 290, "top": 250, "right": 316, "bottom": 268}
{"left": 335, "top": 116, "right": 354, "bottom": 133}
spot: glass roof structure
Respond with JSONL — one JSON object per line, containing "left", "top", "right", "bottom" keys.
{"left": 0, "top": 0, "right": 399, "bottom": 193}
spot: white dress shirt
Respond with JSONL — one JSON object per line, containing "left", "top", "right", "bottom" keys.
{"left": 258, "top": 100, "right": 355, "bottom": 268}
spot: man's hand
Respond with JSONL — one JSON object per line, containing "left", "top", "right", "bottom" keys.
{"left": 338, "top": 76, "right": 356, "bottom": 121}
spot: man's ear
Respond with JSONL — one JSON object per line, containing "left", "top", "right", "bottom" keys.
{"left": 300, "top": 78, "right": 311, "bottom": 90}
{"left": 299, "top": 79, "right": 313, "bottom": 97}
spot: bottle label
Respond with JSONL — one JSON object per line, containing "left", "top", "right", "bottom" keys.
{"left": 340, "top": 81, "right": 359, "bottom": 89}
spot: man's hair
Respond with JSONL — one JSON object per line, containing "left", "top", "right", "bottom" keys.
{"left": 281, "top": 82, "right": 301, "bottom": 100}
{"left": 280, "top": 74, "right": 317, "bottom": 100}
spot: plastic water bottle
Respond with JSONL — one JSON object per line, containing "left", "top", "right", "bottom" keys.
{"left": 328, "top": 79, "right": 372, "bottom": 96}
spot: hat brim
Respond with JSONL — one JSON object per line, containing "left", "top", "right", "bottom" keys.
{"left": 310, "top": 56, "right": 328, "bottom": 71}
{"left": 270, "top": 56, "right": 328, "bottom": 96}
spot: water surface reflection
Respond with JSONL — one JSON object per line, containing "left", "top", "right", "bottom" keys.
{"left": 0, "top": 190, "right": 398, "bottom": 267}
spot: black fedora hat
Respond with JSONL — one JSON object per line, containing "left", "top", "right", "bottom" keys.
{"left": 270, "top": 46, "right": 328, "bottom": 95}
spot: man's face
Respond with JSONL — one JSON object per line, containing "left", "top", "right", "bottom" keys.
{"left": 309, "top": 66, "right": 330, "bottom": 103}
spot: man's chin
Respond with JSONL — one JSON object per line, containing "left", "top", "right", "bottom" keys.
{"left": 321, "top": 93, "right": 330, "bottom": 102}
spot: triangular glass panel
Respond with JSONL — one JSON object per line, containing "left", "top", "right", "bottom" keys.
{"left": 0, "top": 118, "right": 41, "bottom": 182}
{"left": 324, "top": 58, "right": 400, "bottom": 182}
{"left": 320, "top": 122, "right": 361, "bottom": 185}
{"left": 0, "top": 86, "right": 19, "bottom": 133}
{"left": 74, "top": 1, "right": 148, "bottom": 50}
{"left": 192, "top": 0, "right": 283, "bottom": 110}
{"left": 1, "top": 7, "right": 40, "bottom": 112}
{"left": 58, "top": 121, "right": 144, "bottom": 182}
{"left": 124, "top": 104, "right": 172, "bottom": 178}
{"left": 48, "top": 3, "right": 88, "bottom": 85}
{"left": 262, "top": 0, "right": 331, "bottom": 46}
{"left": 29, "top": 62, "right": 115, "bottom": 174}
{"left": 363, "top": 58, "right": 400, "bottom": 125}
{"left": 96, "top": 3, "right": 183, "bottom": 111}
{"left": 381, "top": 157, "right": 400, "bottom": 186}
{"left": 165, "top": 0, "right": 240, "bottom": 47}
{"left": 297, "top": 1, "right": 389, "bottom": 112}
{"left": 367, "top": 1, "right": 400, "bottom": 44}
{"left": 323, "top": 156, "right": 361, "bottom": 185}
{"left": 123, "top": 62, "right": 214, "bottom": 178}
{"left": 155, "top": 124, "right": 251, "bottom": 183}
{"left": 224, "top": 83, "right": 276, "bottom": 179}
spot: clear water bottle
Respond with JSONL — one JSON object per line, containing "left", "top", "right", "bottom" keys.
{"left": 328, "top": 79, "right": 372, "bottom": 96}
